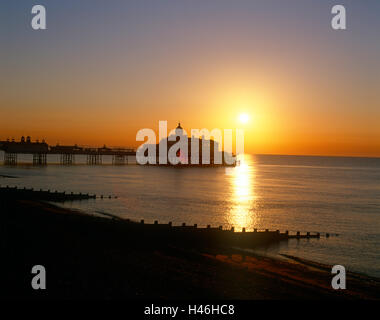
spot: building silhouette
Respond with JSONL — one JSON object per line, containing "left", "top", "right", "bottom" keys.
{"left": 152, "top": 123, "right": 235, "bottom": 166}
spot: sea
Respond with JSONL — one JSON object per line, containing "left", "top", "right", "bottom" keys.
{"left": 1, "top": 152, "right": 379, "bottom": 278}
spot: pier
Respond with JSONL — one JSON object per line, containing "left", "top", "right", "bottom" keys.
{"left": 0, "top": 136, "right": 136, "bottom": 166}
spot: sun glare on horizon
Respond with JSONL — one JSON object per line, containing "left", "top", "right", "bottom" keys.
{"left": 239, "top": 113, "right": 250, "bottom": 124}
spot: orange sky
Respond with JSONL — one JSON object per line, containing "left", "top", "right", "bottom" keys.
{"left": 1, "top": 1, "right": 380, "bottom": 157}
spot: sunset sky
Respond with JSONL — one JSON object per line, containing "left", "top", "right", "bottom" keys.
{"left": 1, "top": 0, "right": 380, "bottom": 157}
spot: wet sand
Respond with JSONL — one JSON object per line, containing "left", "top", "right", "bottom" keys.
{"left": 1, "top": 198, "right": 379, "bottom": 300}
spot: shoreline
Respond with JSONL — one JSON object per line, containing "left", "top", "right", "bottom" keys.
{"left": 237, "top": 244, "right": 380, "bottom": 281}
{"left": 1, "top": 197, "right": 379, "bottom": 300}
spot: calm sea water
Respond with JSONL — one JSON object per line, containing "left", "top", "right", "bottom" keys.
{"left": 1, "top": 153, "right": 379, "bottom": 278}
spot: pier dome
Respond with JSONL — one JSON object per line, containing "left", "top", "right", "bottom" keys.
{"left": 175, "top": 122, "right": 184, "bottom": 136}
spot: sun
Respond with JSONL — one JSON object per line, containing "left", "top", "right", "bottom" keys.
{"left": 239, "top": 113, "right": 250, "bottom": 124}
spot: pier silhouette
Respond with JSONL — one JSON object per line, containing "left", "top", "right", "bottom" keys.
{"left": 0, "top": 136, "right": 136, "bottom": 165}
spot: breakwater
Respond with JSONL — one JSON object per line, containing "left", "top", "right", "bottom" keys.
{"left": 0, "top": 185, "right": 97, "bottom": 202}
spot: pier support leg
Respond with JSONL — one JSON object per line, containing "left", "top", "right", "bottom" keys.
{"left": 87, "top": 154, "right": 102, "bottom": 165}
{"left": 4, "top": 153, "right": 17, "bottom": 165}
{"left": 112, "top": 154, "right": 126, "bottom": 165}
{"left": 33, "top": 153, "right": 47, "bottom": 166}
{"left": 60, "top": 154, "right": 75, "bottom": 165}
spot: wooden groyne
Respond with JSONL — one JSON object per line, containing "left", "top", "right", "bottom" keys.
{"left": 0, "top": 185, "right": 97, "bottom": 202}
{"left": 111, "top": 219, "right": 323, "bottom": 249}
{"left": 134, "top": 220, "right": 321, "bottom": 238}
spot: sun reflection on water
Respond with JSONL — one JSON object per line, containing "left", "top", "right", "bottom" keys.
{"left": 226, "top": 154, "right": 258, "bottom": 231}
